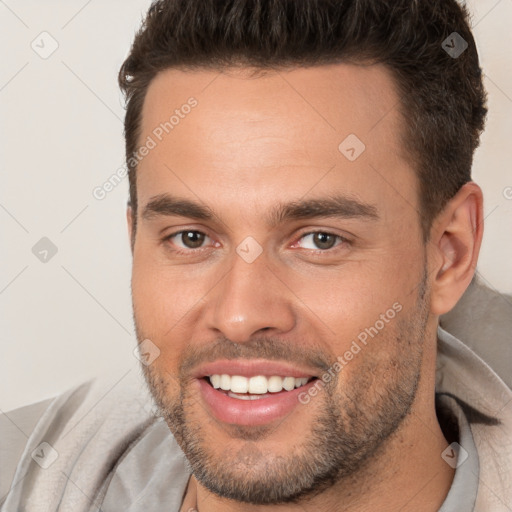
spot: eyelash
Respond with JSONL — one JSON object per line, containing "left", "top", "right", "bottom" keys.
{"left": 162, "top": 230, "right": 350, "bottom": 256}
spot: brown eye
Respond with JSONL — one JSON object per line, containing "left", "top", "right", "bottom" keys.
{"left": 165, "top": 230, "right": 212, "bottom": 251}
{"left": 299, "top": 232, "right": 342, "bottom": 250}
{"left": 312, "top": 233, "right": 336, "bottom": 250}
{"left": 180, "top": 231, "right": 206, "bottom": 249}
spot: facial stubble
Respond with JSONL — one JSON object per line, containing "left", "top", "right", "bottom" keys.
{"left": 136, "top": 273, "right": 429, "bottom": 505}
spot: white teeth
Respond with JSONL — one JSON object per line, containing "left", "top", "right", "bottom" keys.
{"left": 210, "top": 374, "right": 221, "bottom": 389}
{"left": 208, "top": 374, "right": 311, "bottom": 394}
{"left": 268, "top": 375, "right": 283, "bottom": 392}
{"left": 227, "top": 391, "right": 269, "bottom": 400}
{"left": 248, "top": 376, "right": 268, "bottom": 394}
{"left": 220, "top": 374, "right": 231, "bottom": 391}
{"left": 283, "top": 377, "right": 295, "bottom": 391}
{"left": 230, "top": 375, "right": 248, "bottom": 393}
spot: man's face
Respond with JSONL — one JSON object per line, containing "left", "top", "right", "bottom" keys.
{"left": 130, "top": 64, "right": 432, "bottom": 504}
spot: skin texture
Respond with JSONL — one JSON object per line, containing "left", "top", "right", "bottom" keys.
{"left": 127, "top": 64, "right": 483, "bottom": 511}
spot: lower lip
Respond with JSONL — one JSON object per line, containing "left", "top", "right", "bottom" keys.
{"left": 197, "top": 378, "right": 317, "bottom": 426}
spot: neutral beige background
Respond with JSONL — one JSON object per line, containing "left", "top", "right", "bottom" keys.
{"left": 1, "top": 0, "right": 511, "bottom": 411}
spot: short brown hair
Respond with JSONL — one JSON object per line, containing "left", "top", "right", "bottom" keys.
{"left": 119, "top": 0, "right": 487, "bottom": 241}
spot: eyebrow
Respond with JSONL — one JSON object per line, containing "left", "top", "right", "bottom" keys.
{"left": 267, "top": 195, "right": 379, "bottom": 226}
{"left": 141, "top": 193, "right": 379, "bottom": 226}
{"left": 142, "top": 194, "right": 214, "bottom": 221}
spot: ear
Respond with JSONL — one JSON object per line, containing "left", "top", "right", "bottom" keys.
{"left": 126, "top": 203, "right": 134, "bottom": 254}
{"left": 428, "top": 182, "right": 484, "bottom": 316}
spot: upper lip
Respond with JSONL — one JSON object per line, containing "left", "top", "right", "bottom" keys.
{"left": 192, "top": 359, "right": 319, "bottom": 379}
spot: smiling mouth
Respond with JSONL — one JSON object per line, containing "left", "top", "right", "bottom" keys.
{"left": 204, "top": 374, "right": 316, "bottom": 400}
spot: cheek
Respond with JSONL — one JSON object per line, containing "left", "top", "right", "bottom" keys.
{"left": 131, "top": 256, "right": 197, "bottom": 332}
{"left": 293, "top": 265, "right": 395, "bottom": 329}
{"left": 131, "top": 258, "right": 206, "bottom": 376}
{"left": 142, "top": 362, "right": 183, "bottom": 418}
{"left": 132, "top": 266, "right": 168, "bottom": 327}
{"left": 290, "top": 252, "right": 420, "bottom": 363}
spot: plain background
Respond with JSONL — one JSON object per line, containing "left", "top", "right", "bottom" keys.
{"left": 1, "top": 0, "right": 511, "bottom": 412}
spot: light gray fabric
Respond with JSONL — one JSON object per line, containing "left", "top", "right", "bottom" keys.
{"left": 99, "top": 417, "right": 190, "bottom": 511}
{"left": 0, "top": 398, "right": 54, "bottom": 503}
{"left": 437, "top": 394, "right": 480, "bottom": 512}
{"left": 1, "top": 326, "right": 511, "bottom": 511}
{"left": 0, "top": 372, "right": 157, "bottom": 512}
{"left": 440, "top": 275, "right": 512, "bottom": 389}
{"left": 435, "top": 327, "right": 512, "bottom": 511}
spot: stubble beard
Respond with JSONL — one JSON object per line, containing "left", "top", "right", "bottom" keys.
{"left": 136, "top": 274, "right": 430, "bottom": 505}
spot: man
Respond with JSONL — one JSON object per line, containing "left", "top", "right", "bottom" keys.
{"left": 1, "top": 0, "right": 511, "bottom": 511}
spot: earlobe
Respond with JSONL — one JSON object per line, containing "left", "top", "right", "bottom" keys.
{"left": 429, "top": 182, "right": 484, "bottom": 316}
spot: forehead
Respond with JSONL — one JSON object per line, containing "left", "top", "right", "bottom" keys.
{"left": 137, "top": 63, "right": 417, "bottom": 224}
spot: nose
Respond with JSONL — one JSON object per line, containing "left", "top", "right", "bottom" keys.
{"left": 205, "top": 250, "right": 296, "bottom": 343}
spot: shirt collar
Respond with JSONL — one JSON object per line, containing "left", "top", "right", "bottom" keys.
{"left": 436, "top": 393, "right": 480, "bottom": 512}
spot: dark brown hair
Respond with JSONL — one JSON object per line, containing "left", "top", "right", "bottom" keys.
{"left": 119, "top": 0, "right": 487, "bottom": 241}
